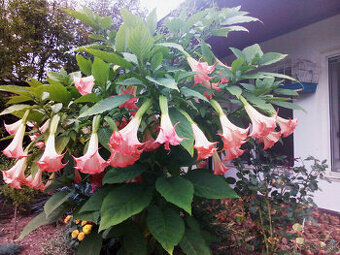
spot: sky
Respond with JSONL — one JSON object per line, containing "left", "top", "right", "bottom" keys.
{"left": 139, "top": 0, "right": 185, "bottom": 19}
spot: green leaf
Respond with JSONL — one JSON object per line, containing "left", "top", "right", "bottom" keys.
{"left": 76, "top": 55, "right": 92, "bottom": 76}
{"left": 181, "top": 87, "right": 208, "bottom": 102}
{"left": 229, "top": 47, "right": 245, "bottom": 59}
{"left": 0, "top": 85, "right": 31, "bottom": 95}
{"left": 17, "top": 212, "right": 50, "bottom": 241}
{"left": 226, "top": 86, "right": 242, "bottom": 98}
{"left": 146, "top": 76, "right": 179, "bottom": 91}
{"left": 6, "top": 95, "right": 32, "bottom": 104}
{"left": 146, "top": 8, "right": 157, "bottom": 34}
{"left": 201, "top": 41, "right": 214, "bottom": 64}
{"left": 151, "top": 52, "right": 163, "bottom": 71}
{"left": 272, "top": 101, "right": 306, "bottom": 112}
{"left": 231, "top": 58, "right": 244, "bottom": 72}
{"left": 92, "top": 57, "right": 109, "bottom": 86}
{"left": 274, "top": 88, "right": 299, "bottom": 96}
{"left": 78, "top": 94, "right": 132, "bottom": 118}
{"left": 128, "top": 23, "right": 154, "bottom": 63}
{"left": 103, "top": 164, "right": 147, "bottom": 184}
{"left": 100, "top": 16, "right": 112, "bottom": 29}
{"left": 97, "top": 127, "right": 112, "bottom": 151}
{"left": 116, "top": 77, "right": 146, "bottom": 87}
{"left": 55, "top": 136, "right": 70, "bottom": 154}
{"left": 156, "top": 176, "right": 194, "bottom": 215}
{"left": 77, "top": 231, "right": 103, "bottom": 255}
{"left": 185, "top": 169, "right": 239, "bottom": 199}
{"left": 64, "top": 8, "right": 100, "bottom": 30}
{"left": 242, "top": 44, "right": 263, "bottom": 63}
{"left": 74, "top": 93, "right": 101, "bottom": 104}
{"left": 168, "top": 108, "right": 194, "bottom": 156}
{"left": 222, "top": 15, "right": 259, "bottom": 26}
{"left": 243, "top": 93, "right": 276, "bottom": 115}
{"left": 121, "top": 9, "right": 144, "bottom": 27}
{"left": 78, "top": 186, "right": 111, "bottom": 214}
{"left": 179, "top": 229, "right": 211, "bottom": 255}
{"left": 259, "top": 52, "right": 287, "bottom": 66}
{"left": 44, "top": 79, "right": 72, "bottom": 105}
{"left": 0, "top": 104, "right": 32, "bottom": 116}
{"left": 156, "top": 43, "right": 186, "bottom": 55}
{"left": 76, "top": 47, "right": 132, "bottom": 69}
{"left": 99, "top": 184, "right": 153, "bottom": 231}
{"left": 147, "top": 206, "right": 185, "bottom": 255}
{"left": 44, "top": 190, "right": 73, "bottom": 218}
{"left": 115, "top": 24, "right": 130, "bottom": 52}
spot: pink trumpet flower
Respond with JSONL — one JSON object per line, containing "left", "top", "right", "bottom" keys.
{"left": 4, "top": 119, "right": 22, "bottom": 135}
{"left": 244, "top": 103, "right": 277, "bottom": 138}
{"left": 191, "top": 123, "right": 217, "bottom": 161}
{"left": 258, "top": 131, "right": 282, "bottom": 150}
{"left": 73, "top": 75, "right": 95, "bottom": 95}
{"left": 212, "top": 152, "right": 229, "bottom": 175}
{"left": 218, "top": 115, "right": 249, "bottom": 160}
{"left": 2, "top": 157, "right": 27, "bottom": 189}
{"left": 37, "top": 134, "right": 66, "bottom": 172}
{"left": 119, "top": 86, "right": 139, "bottom": 110}
{"left": 74, "top": 133, "right": 108, "bottom": 174}
{"left": 276, "top": 116, "right": 298, "bottom": 137}
{"left": 109, "top": 117, "right": 144, "bottom": 167}
{"left": 154, "top": 113, "right": 183, "bottom": 151}
{"left": 187, "top": 57, "right": 215, "bottom": 86}
{"left": 25, "top": 168, "right": 45, "bottom": 191}
{"left": 3, "top": 121, "right": 27, "bottom": 159}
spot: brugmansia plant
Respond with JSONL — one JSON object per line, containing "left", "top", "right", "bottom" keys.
{"left": 0, "top": 5, "right": 301, "bottom": 255}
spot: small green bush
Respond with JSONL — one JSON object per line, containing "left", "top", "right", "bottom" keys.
{"left": 0, "top": 243, "right": 22, "bottom": 255}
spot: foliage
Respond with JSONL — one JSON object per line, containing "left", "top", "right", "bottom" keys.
{"left": 210, "top": 151, "right": 330, "bottom": 254}
{"left": 0, "top": 243, "right": 22, "bottom": 255}
{"left": 0, "top": 3, "right": 303, "bottom": 255}
{"left": 0, "top": 184, "right": 37, "bottom": 207}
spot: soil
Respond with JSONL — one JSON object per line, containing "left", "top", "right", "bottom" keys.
{"left": 0, "top": 215, "right": 61, "bottom": 255}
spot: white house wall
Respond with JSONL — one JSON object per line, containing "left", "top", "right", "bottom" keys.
{"left": 224, "top": 14, "right": 340, "bottom": 211}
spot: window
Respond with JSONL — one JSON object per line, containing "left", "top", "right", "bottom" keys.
{"left": 329, "top": 56, "right": 340, "bottom": 172}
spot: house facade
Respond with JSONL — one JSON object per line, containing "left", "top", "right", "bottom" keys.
{"left": 208, "top": 0, "right": 340, "bottom": 211}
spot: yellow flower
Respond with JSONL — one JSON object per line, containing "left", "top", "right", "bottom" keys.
{"left": 78, "top": 232, "right": 85, "bottom": 241}
{"left": 64, "top": 215, "right": 72, "bottom": 224}
{"left": 75, "top": 219, "right": 80, "bottom": 224}
{"left": 82, "top": 224, "right": 93, "bottom": 235}
{"left": 71, "top": 229, "right": 79, "bottom": 239}
{"left": 81, "top": 220, "right": 87, "bottom": 226}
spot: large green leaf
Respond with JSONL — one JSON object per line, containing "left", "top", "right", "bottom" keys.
{"left": 147, "top": 206, "right": 185, "bottom": 255}
{"left": 76, "top": 55, "right": 92, "bottom": 75}
{"left": 17, "top": 212, "right": 50, "bottom": 241}
{"left": 155, "top": 43, "right": 186, "bottom": 55}
{"left": 0, "top": 104, "right": 32, "bottom": 116}
{"left": 242, "top": 44, "right": 263, "bottom": 63}
{"left": 156, "top": 176, "right": 193, "bottom": 215}
{"left": 55, "top": 136, "right": 70, "bottom": 154}
{"left": 128, "top": 23, "right": 154, "bottom": 63}
{"left": 0, "top": 85, "right": 31, "bottom": 96}
{"left": 146, "top": 76, "right": 179, "bottom": 91}
{"left": 259, "top": 52, "right": 287, "bottom": 66}
{"left": 146, "top": 8, "right": 157, "bottom": 34}
{"left": 78, "top": 94, "right": 132, "bottom": 118}
{"left": 169, "top": 108, "right": 194, "bottom": 156}
{"left": 115, "top": 24, "right": 130, "bottom": 52}
{"left": 181, "top": 87, "right": 208, "bottom": 102}
{"left": 64, "top": 8, "right": 101, "bottom": 30}
{"left": 44, "top": 79, "right": 72, "bottom": 105}
{"left": 179, "top": 229, "right": 211, "bottom": 255}
{"left": 185, "top": 169, "right": 239, "bottom": 199}
{"left": 97, "top": 127, "right": 112, "bottom": 151}
{"left": 74, "top": 93, "right": 101, "bottom": 104}
{"left": 99, "top": 184, "right": 153, "bottom": 231}
{"left": 272, "top": 101, "right": 306, "bottom": 112}
{"left": 78, "top": 186, "right": 111, "bottom": 214}
{"left": 76, "top": 47, "right": 132, "bottom": 69}
{"left": 44, "top": 190, "right": 73, "bottom": 218}
{"left": 77, "top": 231, "right": 103, "bottom": 255}
{"left": 92, "top": 57, "right": 109, "bottom": 86}
{"left": 103, "top": 164, "right": 147, "bottom": 184}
